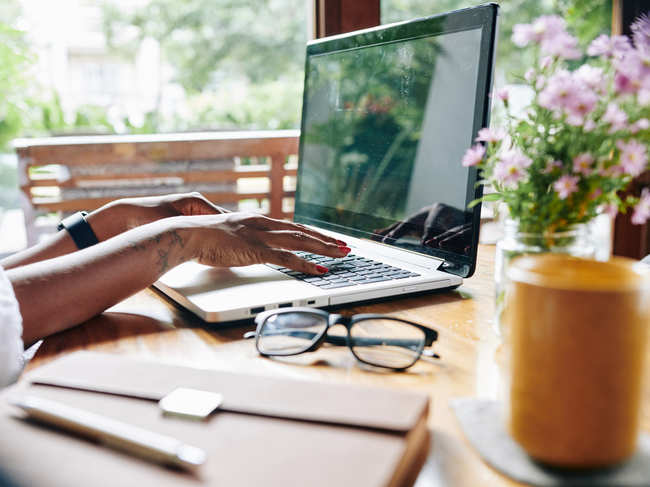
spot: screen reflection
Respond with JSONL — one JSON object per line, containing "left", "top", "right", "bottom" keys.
{"left": 297, "top": 26, "right": 483, "bottom": 259}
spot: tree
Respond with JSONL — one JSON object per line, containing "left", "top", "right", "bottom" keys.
{"left": 0, "top": 1, "right": 32, "bottom": 151}
{"left": 103, "top": 0, "right": 307, "bottom": 93}
{"left": 382, "top": 0, "right": 612, "bottom": 81}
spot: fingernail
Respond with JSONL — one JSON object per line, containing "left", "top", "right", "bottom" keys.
{"left": 336, "top": 240, "right": 347, "bottom": 246}
{"left": 316, "top": 265, "right": 329, "bottom": 274}
{"left": 339, "top": 246, "right": 351, "bottom": 254}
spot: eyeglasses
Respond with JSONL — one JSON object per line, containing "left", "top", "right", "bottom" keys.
{"left": 246, "top": 307, "right": 440, "bottom": 371}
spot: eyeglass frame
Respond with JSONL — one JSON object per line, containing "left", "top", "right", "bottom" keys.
{"left": 250, "top": 307, "right": 439, "bottom": 371}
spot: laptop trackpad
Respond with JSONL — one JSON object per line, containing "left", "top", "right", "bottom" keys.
{"left": 155, "top": 262, "right": 317, "bottom": 314}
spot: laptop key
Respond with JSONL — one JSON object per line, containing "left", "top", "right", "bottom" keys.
{"left": 303, "top": 277, "right": 326, "bottom": 283}
{"left": 350, "top": 276, "right": 371, "bottom": 282}
{"left": 319, "top": 282, "right": 355, "bottom": 289}
{"left": 363, "top": 276, "right": 393, "bottom": 283}
{"left": 323, "top": 274, "right": 342, "bottom": 281}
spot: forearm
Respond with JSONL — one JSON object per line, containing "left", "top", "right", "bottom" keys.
{"left": 1, "top": 202, "right": 126, "bottom": 270}
{"left": 7, "top": 217, "right": 190, "bottom": 345}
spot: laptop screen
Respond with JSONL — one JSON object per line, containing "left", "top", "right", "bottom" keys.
{"left": 294, "top": 5, "right": 497, "bottom": 277}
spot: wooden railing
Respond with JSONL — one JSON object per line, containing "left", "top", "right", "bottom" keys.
{"left": 15, "top": 130, "right": 300, "bottom": 245}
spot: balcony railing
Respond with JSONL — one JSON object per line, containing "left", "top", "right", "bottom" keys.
{"left": 15, "top": 130, "right": 299, "bottom": 245}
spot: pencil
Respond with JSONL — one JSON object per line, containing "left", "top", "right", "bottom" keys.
{"left": 9, "top": 394, "right": 206, "bottom": 471}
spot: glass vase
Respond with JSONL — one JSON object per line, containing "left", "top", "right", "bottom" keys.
{"left": 494, "top": 219, "right": 599, "bottom": 336}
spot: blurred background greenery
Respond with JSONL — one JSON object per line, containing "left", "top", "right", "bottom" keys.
{"left": 0, "top": 0, "right": 612, "bottom": 211}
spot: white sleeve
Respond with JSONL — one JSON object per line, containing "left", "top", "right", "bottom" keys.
{"left": 0, "top": 265, "right": 24, "bottom": 388}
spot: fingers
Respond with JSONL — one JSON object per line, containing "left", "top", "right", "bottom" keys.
{"left": 246, "top": 215, "right": 346, "bottom": 247}
{"left": 373, "top": 221, "right": 399, "bottom": 237}
{"left": 264, "top": 249, "right": 330, "bottom": 275}
{"left": 425, "top": 223, "right": 472, "bottom": 251}
{"left": 258, "top": 230, "right": 350, "bottom": 258}
{"left": 381, "top": 221, "right": 412, "bottom": 243}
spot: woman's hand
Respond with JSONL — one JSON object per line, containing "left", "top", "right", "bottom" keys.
{"left": 88, "top": 192, "right": 228, "bottom": 241}
{"left": 177, "top": 213, "right": 350, "bottom": 274}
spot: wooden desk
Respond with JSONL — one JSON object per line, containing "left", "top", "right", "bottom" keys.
{"left": 23, "top": 245, "right": 649, "bottom": 486}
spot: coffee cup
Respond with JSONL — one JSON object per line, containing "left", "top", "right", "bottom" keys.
{"left": 504, "top": 254, "right": 650, "bottom": 468}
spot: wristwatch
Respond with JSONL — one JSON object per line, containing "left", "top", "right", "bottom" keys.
{"left": 57, "top": 211, "right": 99, "bottom": 249}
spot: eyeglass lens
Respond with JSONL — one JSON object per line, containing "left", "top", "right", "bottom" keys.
{"left": 349, "top": 318, "right": 426, "bottom": 369}
{"left": 257, "top": 312, "right": 327, "bottom": 355}
{"left": 258, "top": 312, "right": 428, "bottom": 369}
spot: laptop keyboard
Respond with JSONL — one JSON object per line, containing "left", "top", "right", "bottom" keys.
{"left": 269, "top": 251, "right": 420, "bottom": 290}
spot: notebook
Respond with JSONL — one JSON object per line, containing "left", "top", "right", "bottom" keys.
{"left": 154, "top": 4, "right": 498, "bottom": 322}
{"left": 0, "top": 352, "right": 430, "bottom": 487}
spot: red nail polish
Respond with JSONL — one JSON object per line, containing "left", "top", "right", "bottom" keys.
{"left": 339, "top": 246, "right": 351, "bottom": 254}
{"left": 316, "top": 265, "right": 329, "bottom": 274}
{"left": 336, "top": 240, "right": 347, "bottom": 246}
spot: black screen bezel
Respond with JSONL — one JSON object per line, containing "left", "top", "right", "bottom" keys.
{"left": 294, "top": 3, "right": 498, "bottom": 278}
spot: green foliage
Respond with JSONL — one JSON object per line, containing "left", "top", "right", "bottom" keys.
{"left": 181, "top": 78, "right": 304, "bottom": 131}
{"left": 0, "top": 21, "right": 32, "bottom": 151}
{"left": 560, "top": 0, "right": 612, "bottom": 47}
{"left": 19, "top": 94, "right": 116, "bottom": 137}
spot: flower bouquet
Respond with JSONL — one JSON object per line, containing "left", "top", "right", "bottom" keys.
{"left": 464, "top": 14, "right": 650, "bottom": 238}
{"left": 462, "top": 14, "right": 650, "bottom": 327}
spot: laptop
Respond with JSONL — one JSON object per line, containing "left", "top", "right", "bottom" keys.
{"left": 154, "top": 4, "right": 498, "bottom": 322}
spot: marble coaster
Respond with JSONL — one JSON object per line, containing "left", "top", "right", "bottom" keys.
{"left": 450, "top": 398, "right": 650, "bottom": 487}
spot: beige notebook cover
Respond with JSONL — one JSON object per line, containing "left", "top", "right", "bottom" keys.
{"left": 0, "top": 352, "right": 430, "bottom": 487}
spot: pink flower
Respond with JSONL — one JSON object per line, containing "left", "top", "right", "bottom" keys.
{"left": 617, "top": 139, "right": 648, "bottom": 177}
{"left": 475, "top": 127, "right": 505, "bottom": 143}
{"left": 512, "top": 23, "right": 537, "bottom": 47}
{"left": 614, "top": 72, "right": 635, "bottom": 94}
{"left": 538, "top": 70, "right": 578, "bottom": 113}
{"left": 540, "top": 56, "right": 553, "bottom": 70}
{"left": 462, "top": 144, "right": 486, "bottom": 167}
{"left": 574, "top": 65, "right": 607, "bottom": 93}
{"left": 494, "top": 161, "right": 525, "bottom": 187}
{"left": 587, "top": 34, "right": 631, "bottom": 57}
{"left": 602, "top": 103, "right": 628, "bottom": 132}
{"left": 493, "top": 149, "right": 532, "bottom": 187}
{"left": 583, "top": 119, "right": 596, "bottom": 132}
{"left": 631, "top": 13, "right": 650, "bottom": 53}
{"left": 501, "top": 149, "right": 533, "bottom": 169}
{"left": 630, "top": 118, "right": 650, "bottom": 134}
{"left": 513, "top": 16, "right": 580, "bottom": 58}
{"left": 639, "top": 89, "right": 650, "bottom": 106}
{"left": 553, "top": 174, "right": 579, "bottom": 199}
{"left": 632, "top": 188, "right": 650, "bottom": 224}
{"left": 567, "top": 89, "right": 598, "bottom": 121}
{"left": 572, "top": 153, "right": 594, "bottom": 175}
{"left": 525, "top": 68, "right": 536, "bottom": 82}
{"left": 542, "top": 159, "right": 562, "bottom": 174}
{"left": 494, "top": 88, "right": 509, "bottom": 102}
{"left": 614, "top": 50, "right": 650, "bottom": 94}
{"left": 512, "top": 16, "right": 568, "bottom": 48}
{"left": 541, "top": 32, "right": 581, "bottom": 60}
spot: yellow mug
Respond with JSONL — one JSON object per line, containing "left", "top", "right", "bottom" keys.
{"left": 504, "top": 254, "right": 650, "bottom": 468}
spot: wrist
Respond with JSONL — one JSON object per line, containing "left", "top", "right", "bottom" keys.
{"left": 154, "top": 217, "right": 199, "bottom": 269}
{"left": 86, "top": 201, "right": 128, "bottom": 241}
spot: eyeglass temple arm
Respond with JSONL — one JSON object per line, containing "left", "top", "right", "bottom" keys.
{"left": 246, "top": 329, "right": 434, "bottom": 349}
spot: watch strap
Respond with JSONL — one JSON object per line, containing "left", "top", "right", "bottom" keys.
{"left": 57, "top": 211, "right": 99, "bottom": 249}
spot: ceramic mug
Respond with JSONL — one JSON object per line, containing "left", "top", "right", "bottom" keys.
{"left": 504, "top": 254, "right": 650, "bottom": 468}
